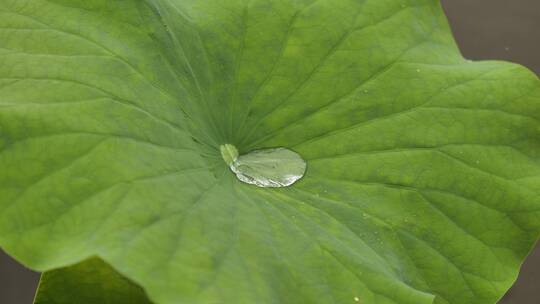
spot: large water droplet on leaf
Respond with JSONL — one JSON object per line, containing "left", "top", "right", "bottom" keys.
{"left": 220, "top": 144, "right": 306, "bottom": 188}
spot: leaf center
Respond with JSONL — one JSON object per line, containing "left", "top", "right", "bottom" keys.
{"left": 220, "top": 144, "right": 239, "bottom": 166}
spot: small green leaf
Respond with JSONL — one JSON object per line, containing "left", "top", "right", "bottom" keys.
{"left": 34, "top": 258, "right": 152, "bottom": 304}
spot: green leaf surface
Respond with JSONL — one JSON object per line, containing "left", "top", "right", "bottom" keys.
{"left": 34, "top": 258, "right": 152, "bottom": 304}
{"left": 1, "top": 0, "right": 539, "bottom": 303}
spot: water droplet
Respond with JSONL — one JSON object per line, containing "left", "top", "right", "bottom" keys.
{"left": 221, "top": 144, "right": 307, "bottom": 188}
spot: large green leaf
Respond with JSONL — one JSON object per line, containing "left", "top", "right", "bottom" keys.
{"left": 1, "top": 0, "right": 539, "bottom": 303}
